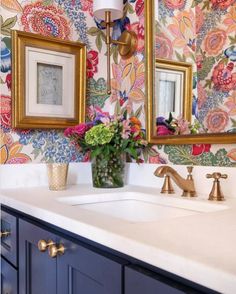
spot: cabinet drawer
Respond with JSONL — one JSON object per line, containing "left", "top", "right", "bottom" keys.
{"left": 1, "top": 257, "right": 18, "bottom": 294}
{"left": 1, "top": 210, "right": 18, "bottom": 267}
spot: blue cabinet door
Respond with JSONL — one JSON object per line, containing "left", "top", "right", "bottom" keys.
{"left": 57, "top": 237, "right": 124, "bottom": 294}
{"left": 125, "top": 266, "right": 188, "bottom": 294}
{"left": 1, "top": 257, "right": 18, "bottom": 294}
{"left": 19, "top": 220, "right": 57, "bottom": 294}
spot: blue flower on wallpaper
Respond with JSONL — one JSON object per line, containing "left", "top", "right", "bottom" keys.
{"left": 112, "top": 17, "right": 130, "bottom": 41}
{"left": 54, "top": 0, "right": 90, "bottom": 47}
{"left": 224, "top": 46, "right": 236, "bottom": 62}
{"left": 1, "top": 39, "right": 11, "bottom": 73}
{"left": 18, "top": 131, "right": 33, "bottom": 145}
{"left": 192, "top": 95, "right": 199, "bottom": 119}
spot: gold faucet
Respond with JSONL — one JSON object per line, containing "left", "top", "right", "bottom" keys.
{"left": 154, "top": 166, "right": 196, "bottom": 197}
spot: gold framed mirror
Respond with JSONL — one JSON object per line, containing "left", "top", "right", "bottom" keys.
{"left": 145, "top": 0, "right": 236, "bottom": 144}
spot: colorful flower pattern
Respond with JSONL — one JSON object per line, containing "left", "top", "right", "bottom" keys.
{"left": 0, "top": 0, "right": 236, "bottom": 167}
{"left": 20, "top": 1, "right": 71, "bottom": 39}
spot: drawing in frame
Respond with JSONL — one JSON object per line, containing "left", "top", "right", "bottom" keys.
{"left": 12, "top": 30, "right": 86, "bottom": 129}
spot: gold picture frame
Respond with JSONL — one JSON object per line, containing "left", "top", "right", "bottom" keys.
{"left": 12, "top": 30, "right": 86, "bottom": 129}
{"left": 154, "top": 58, "right": 192, "bottom": 124}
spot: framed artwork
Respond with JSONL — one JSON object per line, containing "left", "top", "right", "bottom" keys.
{"left": 12, "top": 30, "right": 86, "bottom": 129}
{"left": 154, "top": 58, "right": 193, "bottom": 122}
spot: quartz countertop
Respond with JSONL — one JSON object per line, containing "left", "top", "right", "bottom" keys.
{"left": 1, "top": 184, "right": 236, "bottom": 294}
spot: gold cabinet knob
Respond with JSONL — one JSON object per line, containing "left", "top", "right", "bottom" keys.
{"left": 38, "top": 239, "right": 55, "bottom": 252}
{"left": 0, "top": 231, "right": 10, "bottom": 238}
{"left": 48, "top": 244, "right": 65, "bottom": 258}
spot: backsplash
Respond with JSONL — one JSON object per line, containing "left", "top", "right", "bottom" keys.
{"left": 0, "top": 0, "right": 235, "bottom": 166}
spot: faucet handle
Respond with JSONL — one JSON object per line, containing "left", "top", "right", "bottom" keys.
{"left": 206, "top": 173, "right": 228, "bottom": 180}
{"left": 206, "top": 172, "right": 228, "bottom": 201}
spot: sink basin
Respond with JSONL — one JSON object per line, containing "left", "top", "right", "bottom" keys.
{"left": 58, "top": 192, "right": 228, "bottom": 223}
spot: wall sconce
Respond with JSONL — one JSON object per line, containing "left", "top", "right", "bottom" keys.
{"left": 93, "top": 0, "right": 138, "bottom": 94}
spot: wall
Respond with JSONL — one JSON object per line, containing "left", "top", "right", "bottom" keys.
{"left": 0, "top": 0, "right": 236, "bottom": 166}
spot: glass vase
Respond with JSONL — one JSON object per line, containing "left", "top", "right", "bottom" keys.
{"left": 91, "top": 153, "right": 125, "bottom": 188}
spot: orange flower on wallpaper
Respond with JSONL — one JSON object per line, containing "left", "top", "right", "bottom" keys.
{"left": 167, "top": 10, "right": 195, "bottom": 55}
{"left": 0, "top": 131, "right": 31, "bottom": 164}
{"left": 205, "top": 108, "right": 229, "bottom": 133}
{"left": 203, "top": 29, "right": 227, "bottom": 56}
{"left": 227, "top": 148, "right": 236, "bottom": 161}
{"left": 224, "top": 91, "right": 236, "bottom": 116}
{"left": 111, "top": 56, "right": 145, "bottom": 105}
{"left": 223, "top": 4, "right": 236, "bottom": 34}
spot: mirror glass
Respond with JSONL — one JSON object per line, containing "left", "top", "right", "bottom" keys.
{"left": 145, "top": 0, "right": 236, "bottom": 144}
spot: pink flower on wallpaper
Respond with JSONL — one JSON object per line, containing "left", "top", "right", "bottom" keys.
{"left": 80, "top": 0, "right": 93, "bottom": 16}
{"left": 0, "top": 94, "right": 11, "bottom": 129}
{"left": 196, "top": 54, "right": 203, "bottom": 70}
{"left": 223, "top": 4, "right": 236, "bottom": 33}
{"left": 135, "top": 0, "right": 144, "bottom": 18}
{"left": 205, "top": 108, "right": 229, "bottom": 133}
{"left": 192, "top": 144, "right": 211, "bottom": 156}
{"left": 155, "top": 33, "right": 173, "bottom": 59}
{"left": 210, "top": 0, "right": 235, "bottom": 10}
{"left": 111, "top": 56, "right": 145, "bottom": 108}
{"left": 195, "top": 6, "right": 204, "bottom": 34}
{"left": 197, "top": 82, "right": 207, "bottom": 109}
{"left": 164, "top": 0, "right": 186, "bottom": 10}
{"left": 5, "top": 73, "right": 11, "bottom": 90}
{"left": 21, "top": 1, "right": 71, "bottom": 39}
{"left": 87, "top": 50, "right": 99, "bottom": 78}
{"left": 224, "top": 90, "right": 236, "bottom": 115}
{"left": 168, "top": 10, "right": 195, "bottom": 55}
{"left": 203, "top": 29, "right": 227, "bottom": 56}
{"left": 126, "top": 17, "right": 144, "bottom": 52}
{"left": 212, "top": 62, "right": 236, "bottom": 92}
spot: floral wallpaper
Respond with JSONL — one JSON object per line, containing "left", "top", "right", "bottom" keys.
{"left": 0, "top": 0, "right": 236, "bottom": 166}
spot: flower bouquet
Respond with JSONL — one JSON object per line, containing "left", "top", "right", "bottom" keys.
{"left": 156, "top": 113, "right": 206, "bottom": 136}
{"left": 64, "top": 113, "right": 148, "bottom": 188}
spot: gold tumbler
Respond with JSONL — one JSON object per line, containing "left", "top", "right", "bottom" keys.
{"left": 47, "top": 163, "right": 69, "bottom": 191}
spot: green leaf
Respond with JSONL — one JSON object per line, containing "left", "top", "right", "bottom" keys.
{"left": 112, "top": 46, "right": 119, "bottom": 64}
{"left": 95, "top": 34, "right": 102, "bottom": 52}
{"left": 42, "top": 0, "right": 54, "bottom": 5}
{"left": 0, "top": 15, "right": 3, "bottom": 27}
{"left": 204, "top": 79, "right": 213, "bottom": 89}
{"left": 0, "top": 77, "right": 5, "bottom": 84}
{"left": 87, "top": 27, "right": 101, "bottom": 36}
{"left": 114, "top": 101, "right": 121, "bottom": 116}
{"left": 229, "top": 35, "right": 236, "bottom": 45}
{"left": 164, "top": 145, "right": 197, "bottom": 165}
{"left": 231, "top": 118, "right": 236, "bottom": 128}
{"left": 202, "top": 0, "right": 210, "bottom": 10}
{"left": 2, "top": 37, "right": 11, "bottom": 50}
{"left": 1, "top": 16, "right": 17, "bottom": 35}
{"left": 175, "top": 51, "right": 186, "bottom": 62}
{"left": 143, "top": 148, "right": 149, "bottom": 163}
{"left": 134, "top": 105, "right": 143, "bottom": 118}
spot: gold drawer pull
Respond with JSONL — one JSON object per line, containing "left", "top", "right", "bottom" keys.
{"left": 0, "top": 231, "right": 11, "bottom": 238}
{"left": 38, "top": 239, "right": 55, "bottom": 252}
{"left": 48, "top": 244, "right": 65, "bottom": 258}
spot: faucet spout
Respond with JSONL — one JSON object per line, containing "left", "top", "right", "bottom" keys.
{"left": 154, "top": 166, "right": 196, "bottom": 197}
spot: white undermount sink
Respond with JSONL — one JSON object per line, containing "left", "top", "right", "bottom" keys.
{"left": 57, "top": 192, "right": 228, "bottom": 223}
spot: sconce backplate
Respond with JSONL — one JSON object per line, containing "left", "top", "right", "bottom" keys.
{"left": 118, "top": 31, "right": 138, "bottom": 59}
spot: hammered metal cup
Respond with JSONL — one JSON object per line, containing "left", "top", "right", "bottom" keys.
{"left": 47, "top": 163, "right": 69, "bottom": 191}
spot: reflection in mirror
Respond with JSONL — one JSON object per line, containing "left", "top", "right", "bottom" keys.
{"left": 155, "top": 59, "right": 192, "bottom": 122}
{"left": 145, "top": 0, "right": 236, "bottom": 144}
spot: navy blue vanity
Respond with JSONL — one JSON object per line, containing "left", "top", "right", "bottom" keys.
{"left": 1, "top": 205, "right": 219, "bottom": 294}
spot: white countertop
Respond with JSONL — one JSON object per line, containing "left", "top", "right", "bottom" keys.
{"left": 1, "top": 183, "right": 236, "bottom": 293}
